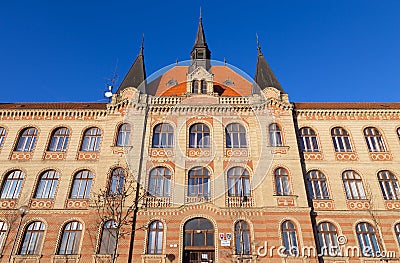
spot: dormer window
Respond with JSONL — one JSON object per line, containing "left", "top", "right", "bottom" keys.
{"left": 197, "top": 51, "right": 204, "bottom": 58}
{"left": 192, "top": 80, "right": 199, "bottom": 93}
{"left": 201, "top": 80, "right": 207, "bottom": 94}
{"left": 191, "top": 80, "right": 208, "bottom": 94}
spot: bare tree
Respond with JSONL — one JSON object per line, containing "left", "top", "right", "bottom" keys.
{"left": 93, "top": 173, "right": 146, "bottom": 263}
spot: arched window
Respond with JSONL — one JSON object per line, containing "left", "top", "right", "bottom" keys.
{"left": 331, "top": 127, "right": 352, "bottom": 152}
{"left": 356, "top": 222, "right": 381, "bottom": 257}
{"left": 299, "top": 127, "right": 319, "bottom": 152}
{"left": 183, "top": 218, "right": 214, "bottom": 247}
{"left": 80, "top": 127, "right": 102, "bottom": 152}
{"left": 48, "top": 127, "right": 70, "bottom": 152}
{"left": 342, "top": 170, "right": 366, "bottom": 200}
{"left": 317, "top": 222, "right": 338, "bottom": 256}
{"left": 0, "top": 221, "right": 8, "bottom": 251}
{"left": 70, "top": 170, "right": 94, "bottom": 199}
{"left": 227, "top": 167, "right": 250, "bottom": 197}
{"left": 235, "top": 220, "right": 251, "bottom": 255}
{"left": 306, "top": 170, "right": 329, "bottom": 200}
{"left": 192, "top": 80, "right": 199, "bottom": 94}
{"left": 377, "top": 170, "right": 400, "bottom": 200}
{"left": 152, "top": 123, "right": 174, "bottom": 148}
{"left": 99, "top": 220, "right": 117, "bottom": 255}
{"left": 0, "top": 127, "right": 6, "bottom": 148}
{"left": 397, "top": 128, "right": 400, "bottom": 140}
{"left": 189, "top": 123, "right": 210, "bottom": 148}
{"left": 109, "top": 168, "right": 125, "bottom": 195}
{"left": 116, "top": 123, "right": 131, "bottom": 146}
{"left": 58, "top": 221, "right": 82, "bottom": 255}
{"left": 364, "top": 127, "right": 387, "bottom": 152}
{"left": 281, "top": 221, "right": 298, "bottom": 256}
{"left": 188, "top": 167, "right": 210, "bottom": 197}
{"left": 269, "top": 123, "right": 283, "bottom": 146}
{"left": 1, "top": 170, "right": 24, "bottom": 199}
{"left": 148, "top": 167, "right": 171, "bottom": 197}
{"left": 201, "top": 80, "right": 207, "bottom": 94}
{"left": 34, "top": 170, "right": 59, "bottom": 199}
{"left": 147, "top": 221, "right": 163, "bottom": 254}
{"left": 395, "top": 223, "right": 400, "bottom": 245}
{"left": 19, "top": 221, "right": 45, "bottom": 255}
{"left": 226, "top": 123, "right": 247, "bottom": 148}
{"left": 15, "top": 127, "right": 38, "bottom": 152}
{"left": 274, "top": 168, "right": 290, "bottom": 196}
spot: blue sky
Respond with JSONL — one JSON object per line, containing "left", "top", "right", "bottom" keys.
{"left": 0, "top": 1, "right": 399, "bottom": 103}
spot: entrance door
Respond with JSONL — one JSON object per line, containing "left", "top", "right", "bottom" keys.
{"left": 183, "top": 218, "right": 215, "bottom": 263}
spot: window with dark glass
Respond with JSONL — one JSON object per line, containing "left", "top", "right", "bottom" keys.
{"left": 109, "top": 168, "right": 125, "bottom": 195}
{"left": 48, "top": 127, "right": 70, "bottom": 152}
{"left": 364, "top": 127, "right": 387, "bottom": 152}
{"left": 80, "top": 127, "right": 102, "bottom": 152}
{"left": 235, "top": 220, "right": 251, "bottom": 255}
{"left": 281, "top": 220, "right": 298, "bottom": 255}
{"left": 1, "top": 170, "right": 24, "bottom": 199}
{"left": 377, "top": 170, "right": 400, "bottom": 200}
{"left": 188, "top": 167, "right": 210, "bottom": 197}
{"left": 34, "top": 170, "right": 59, "bottom": 199}
{"left": 70, "top": 170, "right": 94, "bottom": 199}
{"left": 0, "top": 127, "right": 6, "bottom": 148}
{"left": 226, "top": 123, "right": 247, "bottom": 148}
{"left": 58, "top": 221, "right": 82, "bottom": 255}
{"left": 192, "top": 80, "right": 199, "bottom": 93}
{"left": 331, "top": 127, "right": 352, "bottom": 152}
{"left": 152, "top": 123, "right": 174, "bottom": 148}
{"left": 342, "top": 170, "right": 366, "bottom": 200}
{"left": 356, "top": 222, "right": 381, "bottom": 257}
{"left": 269, "top": 123, "right": 283, "bottom": 146}
{"left": 116, "top": 123, "right": 131, "bottom": 147}
{"left": 99, "top": 220, "right": 117, "bottom": 255}
{"left": 15, "top": 127, "right": 38, "bottom": 152}
{"left": 317, "top": 222, "right": 338, "bottom": 256}
{"left": 201, "top": 80, "right": 207, "bottom": 94}
{"left": 299, "top": 127, "right": 319, "bottom": 152}
{"left": 0, "top": 221, "right": 7, "bottom": 252}
{"left": 147, "top": 221, "right": 163, "bottom": 254}
{"left": 189, "top": 123, "right": 210, "bottom": 148}
{"left": 184, "top": 218, "right": 214, "bottom": 247}
{"left": 148, "top": 167, "right": 171, "bottom": 197}
{"left": 227, "top": 167, "right": 250, "bottom": 197}
{"left": 397, "top": 128, "right": 400, "bottom": 141}
{"left": 275, "top": 168, "right": 290, "bottom": 196}
{"left": 395, "top": 223, "right": 400, "bottom": 246}
{"left": 19, "top": 221, "right": 45, "bottom": 255}
{"left": 306, "top": 170, "right": 329, "bottom": 200}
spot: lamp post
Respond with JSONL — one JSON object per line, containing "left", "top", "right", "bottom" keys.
{"left": 8, "top": 206, "right": 28, "bottom": 263}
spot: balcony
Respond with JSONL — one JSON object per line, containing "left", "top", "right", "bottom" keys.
{"left": 145, "top": 196, "right": 171, "bottom": 208}
{"left": 226, "top": 196, "right": 254, "bottom": 208}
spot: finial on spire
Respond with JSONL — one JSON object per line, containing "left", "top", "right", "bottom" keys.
{"left": 140, "top": 34, "right": 144, "bottom": 54}
{"left": 256, "top": 33, "right": 262, "bottom": 55}
{"left": 199, "top": 6, "right": 202, "bottom": 21}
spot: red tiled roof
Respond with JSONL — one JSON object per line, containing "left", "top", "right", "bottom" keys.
{"left": 0, "top": 102, "right": 107, "bottom": 110}
{"left": 294, "top": 102, "right": 400, "bottom": 110}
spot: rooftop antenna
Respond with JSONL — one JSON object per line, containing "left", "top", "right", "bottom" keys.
{"left": 104, "top": 60, "right": 119, "bottom": 102}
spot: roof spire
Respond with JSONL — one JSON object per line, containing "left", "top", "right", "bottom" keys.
{"left": 254, "top": 36, "right": 284, "bottom": 93}
{"left": 189, "top": 9, "right": 211, "bottom": 72}
{"left": 117, "top": 37, "right": 147, "bottom": 93}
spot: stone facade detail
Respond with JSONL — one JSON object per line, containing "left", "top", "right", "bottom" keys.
{"left": 312, "top": 200, "right": 335, "bottom": 210}
{"left": 346, "top": 200, "right": 371, "bottom": 210}
{"left": 30, "top": 199, "right": 54, "bottom": 209}
{"left": 334, "top": 152, "right": 358, "bottom": 161}
{"left": 65, "top": 199, "right": 89, "bottom": 209}
{"left": 10, "top": 152, "right": 33, "bottom": 161}
{"left": 43, "top": 151, "right": 66, "bottom": 160}
{"left": 77, "top": 151, "right": 99, "bottom": 161}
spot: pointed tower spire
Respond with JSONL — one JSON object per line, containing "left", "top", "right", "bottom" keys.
{"left": 189, "top": 8, "right": 211, "bottom": 73}
{"left": 254, "top": 36, "right": 284, "bottom": 93}
{"left": 117, "top": 37, "right": 147, "bottom": 93}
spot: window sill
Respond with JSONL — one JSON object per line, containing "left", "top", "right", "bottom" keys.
{"left": 267, "top": 145, "right": 289, "bottom": 154}
{"left": 111, "top": 146, "right": 132, "bottom": 155}
{"left": 10, "top": 255, "right": 42, "bottom": 262}
{"left": 52, "top": 254, "right": 80, "bottom": 263}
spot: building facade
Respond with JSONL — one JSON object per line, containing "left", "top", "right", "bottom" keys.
{"left": 0, "top": 17, "right": 399, "bottom": 263}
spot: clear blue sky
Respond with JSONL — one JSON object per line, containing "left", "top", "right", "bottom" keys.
{"left": 1, "top": 1, "right": 399, "bottom": 103}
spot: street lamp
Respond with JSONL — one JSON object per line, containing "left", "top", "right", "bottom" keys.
{"left": 8, "top": 206, "right": 28, "bottom": 263}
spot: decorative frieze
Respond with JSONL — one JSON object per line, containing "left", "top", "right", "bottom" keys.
{"left": 346, "top": 200, "right": 371, "bottom": 210}
{"left": 0, "top": 199, "right": 17, "bottom": 209}
{"left": 77, "top": 151, "right": 99, "bottom": 161}
{"left": 51, "top": 255, "right": 80, "bottom": 263}
{"left": 185, "top": 196, "right": 212, "bottom": 204}
{"left": 268, "top": 146, "right": 289, "bottom": 154}
{"left": 30, "top": 199, "right": 54, "bottom": 209}
{"left": 141, "top": 254, "right": 166, "bottom": 263}
{"left": 150, "top": 148, "right": 174, "bottom": 158}
{"left": 187, "top": 148, "right": 211, "bottom": 158}
{"left": 65, "top": 199, "right": 89, "bottom": 209}
{"left": 43, "top": 152, "right": 65, "bottom": 160}
{"left": 10, "top": 152, "right": 33, "bottom": 161}
{"left": 369, "top": 152, "right": 392, "bottom": 161}
{"left": 276, "top": 196, "right": 296, "bottom": 207}
{"left": 312, "top": 200, "right": 335, "bottom": 210}
{"left": 385, "top": 200, "right": 400, "bottom": 210}
{"left": 303, "top": 152, "right": 323, "bottom": 161}
{"left": 11, "top": 255, "right": 41, "bottom": 263}
{"left": 145, "top": 196, "right": 171, "bottom": 208}
{"left": 335, "top": 152, "right": 358, "bottom": 161}
{"left": 112, "top": 146, "right": 129, "bottom": 155}
{"left": 225, "top": 148, "right": 248, "bottom": 157}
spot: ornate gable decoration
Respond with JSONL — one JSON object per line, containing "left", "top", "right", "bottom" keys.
{"left": 186, "top": 66, "right": 214, "bottom": 94}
